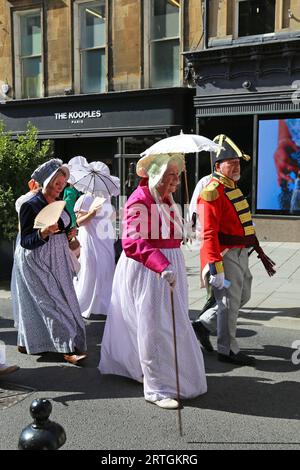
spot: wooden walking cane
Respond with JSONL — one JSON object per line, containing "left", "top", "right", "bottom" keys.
{"left": 183, "top": 169, "right": 190, "bottom": 206}
{"left": 170, "top": 287, "right": 183, "bottom": 437}
{"left": 183, "top": 163, "right": 195, "bottom": 247}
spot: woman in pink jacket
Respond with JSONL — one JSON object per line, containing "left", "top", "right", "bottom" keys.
{"left": 99, "top": 153, "right": 207, "bottom": 409}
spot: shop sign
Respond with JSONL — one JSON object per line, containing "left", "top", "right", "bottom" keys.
{"left": 54, "top": 110, "right": 102, "bottom": 124}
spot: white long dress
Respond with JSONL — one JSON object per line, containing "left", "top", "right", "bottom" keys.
{"left": 99, "top": 248, "right": 207, "bottom": 402}
{"left": 11, "top": 191, "right": 37, "bottom": 328}
{"left": 74, "top": 194, "right": 115, "bottom": 318}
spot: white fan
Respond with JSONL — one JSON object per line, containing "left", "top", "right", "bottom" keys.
{"left": 34, "top": 201, "right": 66, "bottom": 229}
{"left": 88, "top": 196, "right": 106, "bottom": 213}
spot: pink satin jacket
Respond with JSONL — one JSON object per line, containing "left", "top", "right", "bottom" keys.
{"left": 122, "top": 179, "right": 182, "bottom": 273}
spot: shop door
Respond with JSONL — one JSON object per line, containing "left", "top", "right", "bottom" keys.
{"left": 114, "top": 154, "right": 141, "bottom": 198}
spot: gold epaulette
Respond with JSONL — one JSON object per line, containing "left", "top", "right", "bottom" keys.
{"left": 200, "top": 181, "right": 220, "bottom": 202}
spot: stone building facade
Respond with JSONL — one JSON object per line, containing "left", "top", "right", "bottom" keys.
{"left": 0, "top": 0, "right": 299, "bottom": 240}
{"left": 0, "top": 1, "right": 200, "bottom": 196}
{"left": 185, "top": 0, "right": 300, "bottom": 241}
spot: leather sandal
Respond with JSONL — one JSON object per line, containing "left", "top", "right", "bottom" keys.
{"left": 63, "top": 353, "right": 88, "bottom": 365}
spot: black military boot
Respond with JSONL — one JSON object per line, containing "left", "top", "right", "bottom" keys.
{"left": 218, "top": 350, "right": 255, "bottom": 366}
{"left": 193, "top": 322, "right": 214, "bottom": 352}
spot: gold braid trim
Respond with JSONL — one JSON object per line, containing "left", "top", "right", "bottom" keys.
{"left": 226, "top": 188, "right": 243, "bottom": 200}
{"left": 225, "top": 188, "right": 255, "bottom": 236}
{"left": 213, "top": 172, "right": 236, "bottom": 189}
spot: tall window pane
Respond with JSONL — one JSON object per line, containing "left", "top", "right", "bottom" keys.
{"left": 22, "top": 57, "right": 42, "bottom": 99}
{"left": 150, "top": 0, "right": 180, "bottom": 88}
{"left": 79, "top": 1, "right": 106, "bottom": 93}
{"left": 81, "top": 4, "right": 105, "bottom": 48}
{"left": 151, "top": 40, "right": 179, "bottom": 87}
{"left": 20, "top": 14, "right": 41, "bottom": 56}
{"left": 82, "top": 49, "right": 105, "bottom": 93}
{"left": 16, "top": 11, "right": 42, "bottom": 98}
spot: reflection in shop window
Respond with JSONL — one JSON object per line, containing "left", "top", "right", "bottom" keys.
{"left": 236, "top": 0, "right": 275, "bottom": 37}
{"left": 124, "top": 136, "right": 163, "bottom": 154}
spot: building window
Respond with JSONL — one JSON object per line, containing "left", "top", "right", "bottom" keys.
{"left": 13, "top": 9, "right": 43, "bottom": 99}
{"left": 74, "top": 0, "right": 106, "bottom": 94}
{"left": 145, "top": 0, "right": 181, "bottom": 88}
{"left": 236, "top": 0, "right": 276, "bottom": 37}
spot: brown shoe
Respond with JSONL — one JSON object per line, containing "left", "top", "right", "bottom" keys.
{"left": 17, "top": 346, "right": 27, "bottom": 354}
{"left": 63, "top": 354, "right": 87, "bottom": 365}
{"left": 0, "top": 364, "right": 20, "bottom": 376}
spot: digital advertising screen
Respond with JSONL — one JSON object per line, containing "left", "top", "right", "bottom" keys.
{"left": 256, "top": 117, "right": 300, "bottom": 215}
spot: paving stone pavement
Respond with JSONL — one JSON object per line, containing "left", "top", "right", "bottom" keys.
{"left": 0, "top": 241, "right": 299, "bottom": 450}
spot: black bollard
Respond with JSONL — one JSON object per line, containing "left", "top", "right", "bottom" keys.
{"left": 18, "top": 399, "right": 66, "bottom": 450}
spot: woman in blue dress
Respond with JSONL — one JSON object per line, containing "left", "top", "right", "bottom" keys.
{"left": 14, "top": 159, "right": 87, "bottom": 365}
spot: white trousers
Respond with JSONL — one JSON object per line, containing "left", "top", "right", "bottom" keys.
{"left": 200, "top": 248, "right": 252, "bottom": 355}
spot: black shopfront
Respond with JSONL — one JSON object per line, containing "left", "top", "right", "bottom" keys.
{"left": 0, "top": 87, "right": 195, "bottom": 279}
{"left": 0, "top": 87, "right": 195, "bottom": 196}
{"left": 185, "top": 38, "right": 300, "bottom": 242}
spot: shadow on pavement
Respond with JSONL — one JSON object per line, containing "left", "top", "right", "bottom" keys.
{"left": 240, "top": 307, "right": 300, "bottom": 321}
{"left": 2, "top": 303, "right": 299, "bottom": 417}
{"left": 186, "top": 375, "right": 300, "bottom": 420}
{"left": 236, "top": 328, "right": 257, "bottom": 338}
{"left": 202, "top": 344, "right": 299, "bottom": 374}
{"left": 0, "top": 365, "right": 143, "bottom": 406}
{"left": 0, "top": 330, "right": 18, "bottom": 346}
{"left": 0, "top": 317, "right": 15, "bottom": 329}
{"left": 0, "top": 317, "right": 143, "bottom": 405}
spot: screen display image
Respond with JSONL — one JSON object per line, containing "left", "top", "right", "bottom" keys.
{"left": 257, "top": 118, "right": 300, "bottom": 214}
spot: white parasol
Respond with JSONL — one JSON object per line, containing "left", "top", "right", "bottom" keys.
{"left": 140, "top": 131, "right": 221, "bottom": 157}
{"left": 68, "top": 156, "right": 120, "bottom": 197}
{"left": 140, "top": 132, "right": 222, "bottom": 204}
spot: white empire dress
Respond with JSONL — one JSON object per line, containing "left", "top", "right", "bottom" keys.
{"left": 99, "top": 248, "right": 207, "bottom": 402}
{"left": 74, "top": 194, "right": 115, "bottom": 318}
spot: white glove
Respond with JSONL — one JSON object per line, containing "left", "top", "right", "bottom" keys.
{"left": 209, "top": 272, "right": 225, "bottom": 290}
{"left": 161, "top": 269, "right": 176, "bottom": 287}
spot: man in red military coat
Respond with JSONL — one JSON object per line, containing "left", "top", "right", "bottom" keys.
{"left": 193, "top": 135, "right": 276, "bottom": 366}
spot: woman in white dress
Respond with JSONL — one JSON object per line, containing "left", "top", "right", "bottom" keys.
{"left": 99, "top": 153, "right": 207, "bottom": 409}
{"left": 74, "top": 194, "right": 115, "bottom": 318}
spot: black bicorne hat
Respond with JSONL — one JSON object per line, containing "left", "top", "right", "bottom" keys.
{"left": 211, "top": 134, "right": 251, "bottom": 166}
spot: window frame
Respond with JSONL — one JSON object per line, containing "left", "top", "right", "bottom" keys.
{"left": 143, "top": 0, "right": 182, "bottom": 89}
{"left": 73, "top": 0, "right": 108, "bottom": 94}
{"left": 13, "top": 7, "right": 43, "bottom": 99}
